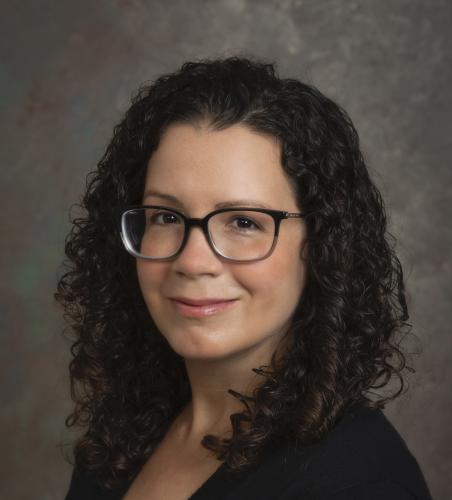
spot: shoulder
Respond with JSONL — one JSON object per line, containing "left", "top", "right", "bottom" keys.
{"left": 64, "top": 466, "right": 128, "bottom": 500}
{"left": 64, "top": 467, "right": 98, "bottom": 500}
{"left": 278, "top": 405, "right": 432, "bottom": 499}
{"left": 326, "top": 480, "right": 421, "bottom": 499}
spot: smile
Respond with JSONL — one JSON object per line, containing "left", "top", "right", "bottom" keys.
{"left": 170, "top": 299, "right": 239, "bottom": 318}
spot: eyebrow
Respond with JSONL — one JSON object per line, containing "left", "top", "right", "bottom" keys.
{"left": 143, "top": 189, "right": 274, "bottom": 210}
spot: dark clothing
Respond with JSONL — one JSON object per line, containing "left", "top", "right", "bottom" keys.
{"left": 65, "top": 405, "right": 433, "bottom": 499}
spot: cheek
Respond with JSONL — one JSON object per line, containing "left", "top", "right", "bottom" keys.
{"left": 136, "top": 261, "right": 167, "bottom": 304}
{"left": 243, "top": 248, "right": 306, "bottom": 309}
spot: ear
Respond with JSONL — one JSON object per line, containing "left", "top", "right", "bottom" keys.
{"left": 300, "top": 239, "right": 308, "bottom": 261}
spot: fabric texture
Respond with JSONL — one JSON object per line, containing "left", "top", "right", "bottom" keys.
{"left": 64, "top": 405, "right": 433, "bottom": 500}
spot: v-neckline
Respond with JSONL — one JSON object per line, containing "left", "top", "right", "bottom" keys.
{"left": 117, "top": 454, "right": 230, "bottom": 500}
{"left": 187, "top": 460, "right": 229, "bottom": 499}
{"left": 186, "top": 437, "right": 288, "bottom": 499}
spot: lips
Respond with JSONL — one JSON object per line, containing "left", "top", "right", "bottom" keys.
{"left": 170, "top": 297, "right": 237, "bottom": 306}
{"left": 170, "top": 297, "right": 239, "bottom": 318}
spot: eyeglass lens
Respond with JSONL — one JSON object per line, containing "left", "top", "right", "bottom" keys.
{"left": 122, "top": 207, "right": 276, "bottom": 260}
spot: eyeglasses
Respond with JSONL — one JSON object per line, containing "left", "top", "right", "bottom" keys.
{"left": 118, "top": 205, "right": 307, "bottom": 262}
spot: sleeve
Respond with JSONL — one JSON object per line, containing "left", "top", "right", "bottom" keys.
{"left": 326, "top": 480, "right": 417, "bottom": 500}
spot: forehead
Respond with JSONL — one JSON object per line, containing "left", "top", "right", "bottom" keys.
{"left": 143, "top": 123, "right": 298, "bottom": 210}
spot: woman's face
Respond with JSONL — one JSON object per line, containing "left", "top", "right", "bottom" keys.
{"left": 136, "top": 122, "right": 307, "bottom": 361}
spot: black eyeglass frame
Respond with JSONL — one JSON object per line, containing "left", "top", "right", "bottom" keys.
{"left": 117, "top": 205, "right": 307, "bottom": 263}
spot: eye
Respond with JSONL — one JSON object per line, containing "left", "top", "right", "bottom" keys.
{"left": 149, "top": 211, "right": 181, "bottom": 225}
{"left": 230, "top": 216, "right": 261, "bottom": 231}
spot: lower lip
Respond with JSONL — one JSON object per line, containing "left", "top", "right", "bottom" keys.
{"left": 170, "top": 299, "right": 239, "bottom": 318}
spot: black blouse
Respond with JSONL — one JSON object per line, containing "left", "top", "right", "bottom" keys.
{"left": 65, "top": 405, "right": 433, "bottom": 499}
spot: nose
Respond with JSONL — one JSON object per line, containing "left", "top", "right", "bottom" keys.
{"left": 172, "top": 224, "right": 223, "bottom": 275}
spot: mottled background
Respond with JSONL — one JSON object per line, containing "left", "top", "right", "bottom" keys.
{"left": 1, "top": 0, "right": 451, "bottom": 498}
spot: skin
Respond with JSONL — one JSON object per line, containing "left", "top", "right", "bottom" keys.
{"left": 136, "top": 122, "right": 308, "bottom": 451}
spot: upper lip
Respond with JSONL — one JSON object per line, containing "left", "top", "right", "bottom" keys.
{"left": 170, "top": 296, "right": 238, "bottom": 306}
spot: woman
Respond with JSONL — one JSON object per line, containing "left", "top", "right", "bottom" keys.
{"left": 57, "top": 56, "right": 432, "bottom": 499}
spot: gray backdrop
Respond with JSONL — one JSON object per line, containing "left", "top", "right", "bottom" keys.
{"left": 1, "top": 0, "right": 451, "bottom": 498}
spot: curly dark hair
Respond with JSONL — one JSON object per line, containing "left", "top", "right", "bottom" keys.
{"left": 55, "top": 55, "right": 414, "bottom": 490}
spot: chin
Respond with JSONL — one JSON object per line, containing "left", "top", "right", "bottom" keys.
{"left": 163, "top": 329, "right": 242, "bottom": 360}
